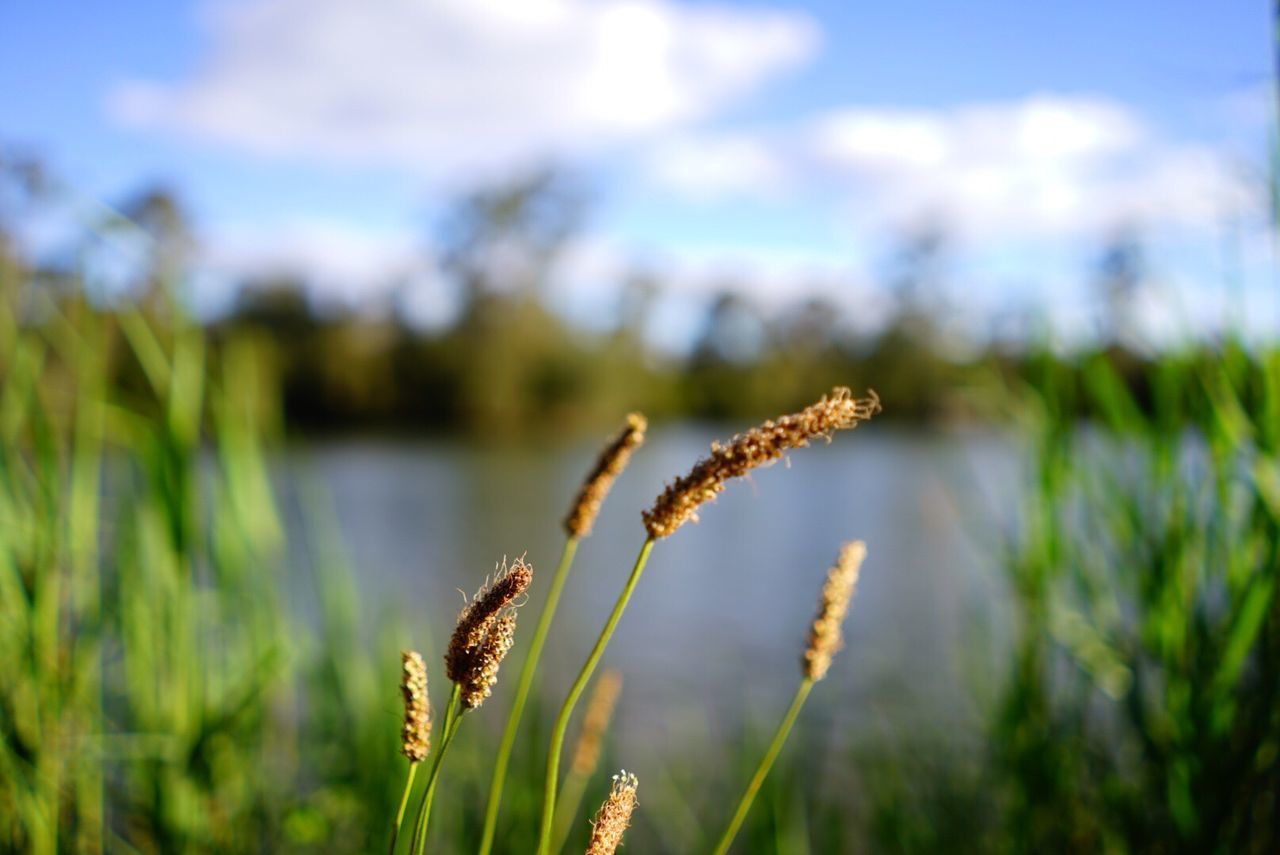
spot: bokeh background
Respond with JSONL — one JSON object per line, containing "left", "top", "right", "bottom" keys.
{"left": 1, "top": 1, "right": 1277, "bottom": 853}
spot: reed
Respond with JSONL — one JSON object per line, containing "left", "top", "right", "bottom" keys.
{"left": 584, "top": 770, "right": 638, "bottom": 855}
{"left": 478, "top": 415, "right": 646, "bottom": 855}
{"left": 536, "top": 389, "right": 879, "bottom": 854}
{"left": 711, "top": 541, "right": 866, "bottom": 855}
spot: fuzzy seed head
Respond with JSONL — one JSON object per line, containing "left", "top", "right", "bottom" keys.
{"left": 643, "top": 388, "right": 880, "bottom": 539}
{"left": 564, "top": 414, "right": 647, "bottom": 539}
{"left": 803, "top": 541, "right": 865, "bottom": 681}
{"left": 570, "top": 670, "right": 623, "bottom": 776}
{"left": 445, "top": 556, "right": 533, "bottom": 684}
{"left": 586, "top": 770, "right": 638, "bottom": 855}
{"left": 400, "top": 650, "right": 431, "bottom": 762}
{"left": 460, "top": 611, "right": 518, "bottom": 709}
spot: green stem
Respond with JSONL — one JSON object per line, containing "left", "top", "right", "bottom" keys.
{"left": 478, "top": 537, "right": 580, "bottom": 855}
{"left": 549, "top": 756, "right": 592, "bottom": 854}
{"left": 410, "top": 684, "right": 462, "bottom": 855}
{"left": 710, "top": 678, "right": 815, "bottom": 855}
{"left": 416, "top": 715, "right": 463, "bottom": 855}
{"left": 536, "top": 537, "right": 655, "bottom": 855}
{"left": 388, "top": 762, "right": 419, "bottom": 855}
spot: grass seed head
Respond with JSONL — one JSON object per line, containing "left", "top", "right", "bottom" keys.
{"left": 803, "top": 540, "right": 865, "bottom": 681}
{"left": 586, "top": 769, "right": 638, "bottom": 855}
{"left": 399, "top": 650, "right": 431, "bottom": 762}
{"left": 643, "top": 388, "right": 880, "bottom": 539}
{"left": 564, "top": 413, "right": 647, "bottom": 539}
{"left": 460, "top": 610, "right": 518, "bottom": 710}
{"left": 445, "top": 556, "right": 533, "bottom": 684}
{"left": 570, "top": 669, "right": 623, "bottom": 776}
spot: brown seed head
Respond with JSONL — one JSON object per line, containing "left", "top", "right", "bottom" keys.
{"left": 570, "top": 670, "right": 623, "bottom": 776}
{"left": 642, "top": 388, "right": 880, "bottom": 539}
{"left": 400, "top": 650, "right": 432, "bottom": 762}
{"left": 586, "top": 770, "right": 638, "bottom": 855}
{"left": 803, "top": 541, "right": 865, "bottom": 681}
{"left": 460, "top": 610, "right": 519, "bottom": 709}
{"left": 564, "top": 414, "right": 647, "bottom": 539}
{"left": 445, "top": 556, "right": 533, "bottom": 683}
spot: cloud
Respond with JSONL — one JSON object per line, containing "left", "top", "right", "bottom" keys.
{"left": 646, "top": 133, "right": 790, "bottom": 198}
{"left": 204, "top": 219, "right": 425, "bottom": 306}
{"left": 111, "top": 0, "right": 818, "bottom": 178}
{"left": 647, "top": 95, "right": 1258, "bottom": 238}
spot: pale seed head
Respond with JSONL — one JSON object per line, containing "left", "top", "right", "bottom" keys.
{"left": 643, "top": 388, "right": 880, "bottom": 539}
{"left": 564, "top": 414, "right": 647, "bottom": 539}
{"left": 400, "top": 650, "right": 431, "bottom": 762}
{"left": 802, "top": 540, "right": 865, "bottom": 681}
{"left": 585, "top": 769, "right": 638, "bottom": 855}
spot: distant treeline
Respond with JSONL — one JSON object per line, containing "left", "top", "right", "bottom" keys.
{"left": 214, "top": 288, "right": 1275, "bottom": 439}
{"left": 1, "top": 154, "right": 1264, "bottom": 438}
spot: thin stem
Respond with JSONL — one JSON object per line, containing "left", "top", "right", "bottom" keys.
{"left": 410, "top": 684, "right": 461, "bottom": 855}
{"left": 536, "top": 537, "right": 655, "bottom": 855}
{"left": 478, "top": 537, "right": 580, "bottom": 855}
{"left": 549, "top": 757, "right": 592, "bottom": 854}
{"left": 415, "top": 714, "right": 463, "bottom": 855}
{"left": 710, "top": 678, "right": 815, "bottom": 855}
{"left": 388, "top": 762, "right": 419, "bottom": 855}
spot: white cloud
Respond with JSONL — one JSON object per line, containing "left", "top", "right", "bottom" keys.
{"left": 646, "top": 133, "right": 790, "bottom": 198}
{"left": 647, "top": 95, "right": 1258, "bottom": 239}
{"left": 111, "top": 0, "right": 817, "bottom": 179}
{"left": 204, "top": 219, "right": 425, "bottom": 307}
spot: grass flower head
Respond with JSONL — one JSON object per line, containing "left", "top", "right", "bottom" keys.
{"left": 643, "top": 388, "right": 880, "bottom": 539}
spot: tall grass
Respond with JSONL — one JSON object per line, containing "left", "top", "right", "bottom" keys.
{"left": 0, "top": 272, "right": 407, "bottom": 852}
{"left": 988, "top": 343, "right": 1280, "bottom": 850}
{"left": 0, "top": 280, "right": 288, "bottom": 851}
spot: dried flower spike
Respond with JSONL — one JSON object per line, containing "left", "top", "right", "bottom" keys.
{"left": 400, "top": 650, "right": 432, "bottom": 762}
{"left": 803, "top": 541, "right": 865, "bottom": 681}
{"left": 445, "top": 556, "right": 534, "bottom": 683}
{"left": 564, "top": 414, "right": 648, "bottom": 539}
{"left": 570, "top": 670, "right": 623, "bottom": 776}
{"left": 643, "top": 388, "right": 880, "bottom": 539}
{"left": 461, "top": 611, "right": 519, "bottom": 709}
{"left": 586, "top": 770, "right": 638, "bottom": 855}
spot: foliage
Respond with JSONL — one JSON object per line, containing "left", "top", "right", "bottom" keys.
{"left": 986, "top": 343, "right": 1280, "bottom": 853}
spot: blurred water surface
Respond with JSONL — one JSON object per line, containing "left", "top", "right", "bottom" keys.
{"left": 274, "top": 425, "right": 1016, "bottom": 759}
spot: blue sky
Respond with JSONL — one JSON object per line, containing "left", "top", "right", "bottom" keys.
{"left": 0, "top": 0, "right": 1273, "bottom": 341}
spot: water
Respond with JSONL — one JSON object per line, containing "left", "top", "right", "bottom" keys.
{"left": 274, "top": 425, "right": 1016, "bottom": 755}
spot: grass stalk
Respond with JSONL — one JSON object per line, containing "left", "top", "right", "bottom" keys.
{"left": 410, "top": 683, "right": 461, "bottom": 855}
{"left": 478, "top": 536, "right": 579, "bottom": 855}
{"left": 550, "top": 769, "right": 590, "bottom": 854}
{"left": 552, "top": 669, "right": 623, "bottom": 854}
{"left": 536, "top": 537, "right": 655, "bottom": 855}
{"left": 388, "top": 762, "right": 419, "bottom": 855}
{"left": 710, "top": 678, "right": 814, "bottom": 855}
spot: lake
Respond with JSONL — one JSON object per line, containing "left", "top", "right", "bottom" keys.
{"left": 273, "top": 424, "right": 1018, "bottom": 759}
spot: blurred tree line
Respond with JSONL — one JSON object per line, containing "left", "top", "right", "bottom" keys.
{"left": 0, "top": 151, "right": 1221, "bottom": 439}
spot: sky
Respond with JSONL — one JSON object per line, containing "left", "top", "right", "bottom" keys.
{"left": 0, "top": 0, "right": 1274, "bottom": 345}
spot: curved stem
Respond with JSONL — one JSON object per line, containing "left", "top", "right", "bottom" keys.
{"left": 710, "top": 678, "right": 814, "bottom": 855}
{"left": 536, "top": 537, "right": 655, "bottom": 855}
{"left": 388, "top": 762, "right": 419, "bottom": 855}
{"left": 410, "top": 684, "right": 462, "bottom": 855}
{"left": 478, "top": 537, "right": 580, "bottom": 855}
